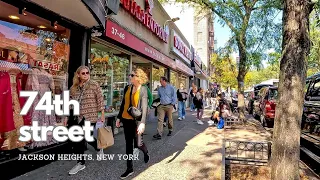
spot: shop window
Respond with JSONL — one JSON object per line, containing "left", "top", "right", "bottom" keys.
{"left": 0, "top": 3, "right": 71, "bottom": 151}
{"left": 152, "top": 65, "right": 166, "bottom": 99}
{"left": 179, "top": 75, "right": 187, "bottom": 89}
{"left": 90, "top": 41, "right": 130, "bottom": 116}
{"left": 170, "top": 71, "right": 179, "bottom": 89}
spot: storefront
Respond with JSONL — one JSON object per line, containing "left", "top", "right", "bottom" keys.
{"left": 169, "top": 30, "right": 194, "bottom": 106}
{"left": 0, "top": 0, "right": 115, "bottom": 178}
{"left": 90, "top": 15, "right": 176, "bottom": 120}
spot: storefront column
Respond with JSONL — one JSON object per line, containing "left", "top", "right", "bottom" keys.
{"left": 68, "top": 28, "right": 91, "bottom": 88}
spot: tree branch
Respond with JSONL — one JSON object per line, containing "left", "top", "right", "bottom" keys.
{"left": 200, "top": 0, "right": 239, "bottom": 33}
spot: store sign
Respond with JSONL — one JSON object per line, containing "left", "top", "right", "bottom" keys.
{"left": 175, "top": 59, "right": 194, "bottom": 76}
{"left": 32, "top": 60, "right": 60, "bottom": 71}
{"left": 106, "top": 21, "right": 176, "bottom": 69}
{"left": 119, "top": 0, "right": 168, "bottom": 43}
{"left": 172, "top": 31, "right": 191, "bottom": 64}
{"left": 193, "top": 52, "right": 201, "bottom": 66}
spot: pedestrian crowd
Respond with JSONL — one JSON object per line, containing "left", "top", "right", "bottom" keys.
{"left": 66, "top": 66, "right": 235, "bottom": 179}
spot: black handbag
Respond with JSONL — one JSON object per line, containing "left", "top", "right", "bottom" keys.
{"left": 127, "top": 85, "right": 142, "bottom": 120}
{"left": 67, "top": 84, "right": 86, "bottom": 127}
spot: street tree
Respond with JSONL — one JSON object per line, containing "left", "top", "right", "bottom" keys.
{"left": 270, "top": 0, "right": 319, "bottom": 179}
{"left": 308, "top": 10, "right": 320, "bottom": 76}
{"left": 211, "top": 53, "right": 238, "bottom": 89}
{"left": 160, "top": 0, "right": 282, "bottom": 119}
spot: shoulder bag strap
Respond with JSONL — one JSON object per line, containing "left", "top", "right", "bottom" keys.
{"left": 129, "top": 85, "right": 133, "bottom": 107}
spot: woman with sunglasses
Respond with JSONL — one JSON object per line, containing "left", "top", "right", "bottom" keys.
{"left": 116, "top": 68, "right": 150, "bottom": 179}
{"left": 68, "top": 66, "right": 105, "bottom": 175}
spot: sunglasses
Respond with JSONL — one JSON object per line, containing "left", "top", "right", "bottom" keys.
{"left": 129, "top": 74, "right": 138, "bottom": 77}
{"left": 81, "top": 72, "right": 90, "bottom": 75}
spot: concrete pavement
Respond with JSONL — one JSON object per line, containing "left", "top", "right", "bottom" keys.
{"left": 12, "top": 109, "right": 224, "bottom": 180}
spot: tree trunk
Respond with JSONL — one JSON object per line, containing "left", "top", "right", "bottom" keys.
{"left": 271, "top": 0, "right": 312, "bottom": 179}
{"left": 237, "top": 42, "right": 247, "bottom": 121}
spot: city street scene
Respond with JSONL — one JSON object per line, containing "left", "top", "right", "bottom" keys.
{"left": 0, "top": 0, "right": 320, "bottom": 180}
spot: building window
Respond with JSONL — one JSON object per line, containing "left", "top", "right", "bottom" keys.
{"left": 170, "top": 71, "right": 179, "bottom": 89}
{"left": 152, "top": 65, "right": 166, "bottom": 99}
{"left": 90, "top": 40, "right": 130, "bottom": 115}
{"left": 197, "top": 32, "right": 202, "bottom": 42}
{"left": 0, "top": 1, "right": 71, "bottom": 150}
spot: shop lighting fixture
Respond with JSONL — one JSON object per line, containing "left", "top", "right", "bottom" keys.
{"left": 38, "top": 25, "right": 46, "bottom": 29}
{"left": 8, "top": 15, "right": 20, "bottom": 20}
{"left": 51, "top": 21, "right": 58, "bottom": 29}
{"left": 45, "top": 38, "right": 51, "bottom": 42}
{"left": 19, "top": 7, "right": 27, "bottom": 16}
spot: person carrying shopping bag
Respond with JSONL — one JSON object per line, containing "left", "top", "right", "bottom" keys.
{"left": 116, "top": 68, "right": 150, "bottom": 179}
{"left": 68, "top": 66, "right": 105, "bottom": 175}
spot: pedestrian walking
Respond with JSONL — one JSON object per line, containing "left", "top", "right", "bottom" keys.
{"left": 194, "top": 87, "right": 205, "bottom": 125}
{"left": 153, "top": 77, "right": 177, "bottom": 139}
{"left": 116, "top": 68, "right": 150, "bottom": 179}
{"left": 189, "top": 82, "right": 196, "bottom": 111}
{"left": 177, "top": 83, "right": 188, "bottom": 120}
{"left": 68, "top": 66, "right": 105, "bottom": 175}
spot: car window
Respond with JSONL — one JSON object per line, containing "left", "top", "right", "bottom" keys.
{"left": 309, "top": 79, "right": 320, "bottom": 99}
{"left": 269, "top": 89, "right": 278, "bottom": 100}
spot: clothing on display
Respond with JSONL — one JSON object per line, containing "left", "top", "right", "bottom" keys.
{"left": 0, "top": 70, "right": 27, "bottom": 150}
{"left": 25, "top": 68, "right": 57, "bottom": 148}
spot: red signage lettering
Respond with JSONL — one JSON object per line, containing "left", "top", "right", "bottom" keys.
{"left": 33, "top": 60, "right": 60, "bottom": 71}
{"left": 119, "top": 0, "right": 168, "bottom": 43}
{"left": 173, "top": 34, "right": 191, "bottom": 61}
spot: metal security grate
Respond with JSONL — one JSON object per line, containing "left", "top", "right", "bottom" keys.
{"left": 224, "top": 140, "right": 271, "bottom": 164}
{"left": 224, "top": 117, "right": 242, "bottom": 128}
{"left": 221, "top": 140, "right": 272, "bottom": 180}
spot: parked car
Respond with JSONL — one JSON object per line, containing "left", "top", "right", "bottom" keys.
{"left": 253, "top": 86, "right": 278, "bottom": 127}
{"left": 302, "top": 72, "right": 320, "bottom": 136}
{"left": 248, "top": 84, "right": 273, "bottom": 114}
{"left": 244, "top": 90, "right": 253, "bottom": 111}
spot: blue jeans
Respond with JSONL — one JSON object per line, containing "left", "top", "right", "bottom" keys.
{"left": 190, "top": 97, "right": 195, "bottom": 111}
{"left": 178, "top": 101, "right": 186, "bottom": 118}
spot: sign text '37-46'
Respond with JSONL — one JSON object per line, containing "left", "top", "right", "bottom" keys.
{"left": 20, "top": 91, "right": 79, "bottom": 116}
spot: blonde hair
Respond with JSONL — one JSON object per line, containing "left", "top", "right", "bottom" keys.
{"left": 133, "top": 68, "right": 148, "bottom": 85}
{"left": 70, "top": 66, "right": 90, "bottom": 92}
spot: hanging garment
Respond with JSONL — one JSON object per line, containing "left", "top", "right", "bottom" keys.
{"left": 1, "top": 72, "right": 26, "bottom": 150}
{"left": 0, "top": 72, "right": 14, "bottom": 149}
{"left": 25, "top": 68, "right": 57, "bottom": 148}
{"left": 17, "top": 72, "right": 31, "bottom": 126}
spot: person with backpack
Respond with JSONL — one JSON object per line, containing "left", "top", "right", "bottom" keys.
{"left": 177, "top": 83, "right": 188, "bottom": 120}
{"left": 194, "top": 87, "right": 205, "bottom": 125}
{"left": 218, "top": 93, "right": 232, "bottom": 118}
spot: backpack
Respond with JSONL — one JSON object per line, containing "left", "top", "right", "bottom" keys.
{"left": 217, "top": 117, "right": 224, "bottom": 129}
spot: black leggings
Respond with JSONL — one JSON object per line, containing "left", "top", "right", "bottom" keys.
{"left": 122, "top": 119, "right": 148, "bottom": 170}
{"left": 73, "top": 121, "right": 98, "bottom": 165}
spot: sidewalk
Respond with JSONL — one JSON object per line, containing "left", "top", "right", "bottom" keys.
{"left": 12, "top": 109, "right": 224, "bottom": 180}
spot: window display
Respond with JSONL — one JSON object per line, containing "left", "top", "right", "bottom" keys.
{"left": 152, "top": 66, "right": 166, "bottom": 99}
{"left": 0, "top": 6, "right": 70, "bottom": 151}
{"left": 90, "top": 41, "right": 130, "bottom": 116}
{"left": 170, "top": 71, "right": 179, "bottom": 88}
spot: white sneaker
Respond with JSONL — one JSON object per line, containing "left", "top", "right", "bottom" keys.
{"left": 69, "top": 163, "right": 86, "bottom": 175}
{"left": 182, "top": 116, "right": 185, "bottom": 119}
{"left": 178, "top": 117, "right": 182, "bottom": 121}
{"left": 197, "top": 120, "right": 204, "bottom": 125}
{"left": 133, "top": 148, "right": 139, "bottom": 158}
{"left": 208, "top": 120, "right": 215, "bottom": 126}
{"left": 97, "top": 149, "right": 104, "bottom": 161}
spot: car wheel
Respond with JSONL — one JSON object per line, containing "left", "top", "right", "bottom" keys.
{"left": 260, "top": 114, "right": 266, "bottom": 127}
